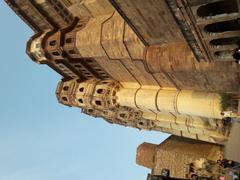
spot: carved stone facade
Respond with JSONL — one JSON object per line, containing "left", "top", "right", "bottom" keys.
{"left": 56, "top": 79, "right": 121, "bottom": 109}
{"left": 174, "top": 0, "right": 240, "bottom": 62}
{"left": 55, "top": 78, "right": 230, "bottom": 144}
{"left": 5, "top": 0, "right": 240, "bottom": 144}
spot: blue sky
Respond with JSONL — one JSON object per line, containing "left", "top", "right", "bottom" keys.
{"left": 0, "top": 2, "right": 169, "bottom": 180}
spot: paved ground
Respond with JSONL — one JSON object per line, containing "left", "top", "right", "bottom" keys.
{"left": 225, "top": 122, "right": 240, "bottom": 163}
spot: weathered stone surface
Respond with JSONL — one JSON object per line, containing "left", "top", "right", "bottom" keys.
{"left": 110, "top": 0, "right": 184, "bottom": 45}
{"left": 136, "top": 136, "right": 224, "bottom": 178}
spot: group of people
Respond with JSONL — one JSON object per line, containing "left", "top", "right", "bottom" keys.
{"left": 217, "top": 157, "right": 240, "bottom": 180}
{"left": 221, "top": 111, "right": 240, "bottom": 136}
{"left": 221, "top": 110, "right": 240, "bottom": 121}
{"left": 186, "top": 156, "right": 240, "bottom": 180}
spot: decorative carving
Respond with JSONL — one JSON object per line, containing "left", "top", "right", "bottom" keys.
{"left": 56, "top": 78, "right": 121, "bottom": 110}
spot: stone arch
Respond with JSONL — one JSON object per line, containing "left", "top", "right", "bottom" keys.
{"left": 45, "top": 31, "right": 62, "bottom": 60}
{"left": 79, "top": 87, "right": 84, "bottom": 92}
{"left": 197, "top": 0, "right": 238, "bottom": 18}
{"left": 52, "top": 51, "right": 60, "bottom": 56}
{"left": 95, "top": 100, "right": 102, "bottom": 106}
{"left": 78, "top": 98, "right": 83, "bottom": 104}
{"left": 62, "top": 97, "right": 68, "bottom": 102}
{"left": 210, "top": 37, "right": 240, "bottom": 46}
{"left": 63, "top": 30, "right": 81, "bottom": 58}
{"left": 63, "top": 86, "right": 69, "bottom": 91}
{"left": 49, "top": 40, "right": 57, "bottom": 46}
{"left": 97, "top": 88, "right": 104, "bottom": 94}
{"left": 204, "top": 19, "right": 240, "bottom": 33}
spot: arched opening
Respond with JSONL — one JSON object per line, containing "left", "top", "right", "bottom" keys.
{"left": 210, "top": 37, "right": 240, "bottom": 46}
{"left": 69, "top": 50, "right": 76, "bottom": 54}
{"left": 139, "top": 122, "right": 144, "bottom": 126}
{"left": 88, "top": 109, "right": 94, "bottom": 113}
{"left": 97, "top": 89, "right": 104, "bottom": 94}
{"left": 65, "top": 38, "right": 73, "bottom": 43}
{"left": 101, "top": 81, "right": 108, "bottom": 84}
{"left": 78, "top": 99, "right": 83, "bottom": 103}
{"left": 119, "top": 113, "right": 127, "bottom": 118}
{"left": 63, "top": 86, "right": 69, "bottom": 91}
{"left": 197, "top": 0, "right": 238, "bottom": 18}
{"left": 95, "top": 100, "right": 102, "bottom": 106}
{"left": 49, "top": 40, "right": 57, "bottom": 46}
{"left": 204, "top": 19, "right": 240, "bottom": 33}
{"left": 79, "top": 87, "right": 84, "bottom": 92}
{"left": 52, "top": 51, "right": 60, "bottom": 56}
{"left": 102, "top": 75, "right": 109, "bottom": 79}
{"left": 62, "top": 97, "right": 68, "bottom": 102}
{"left": 103, "top": 111, "right": 108, "bottom": 115}
{"left": 75, "top": 64, "right": 81, "bottom": 68}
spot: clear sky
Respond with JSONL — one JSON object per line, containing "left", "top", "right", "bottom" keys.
{"left": 0, "top": 2, "right": 169, "bottom": 180}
